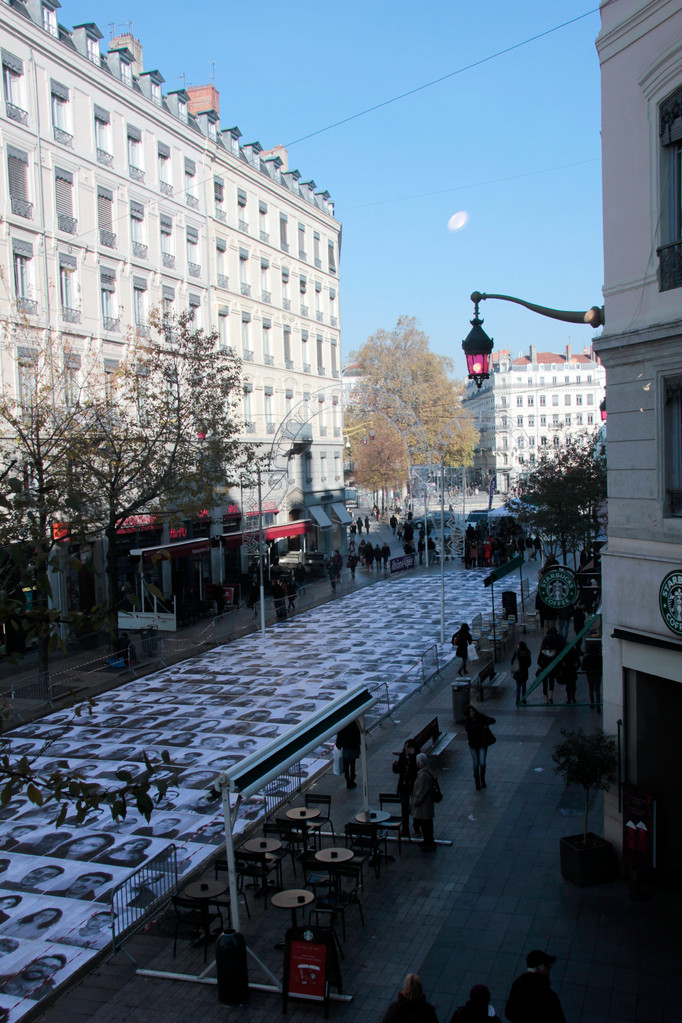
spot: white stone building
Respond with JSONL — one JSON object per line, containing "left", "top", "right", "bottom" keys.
{"left": 1, "top": 0, "right": 345, "bottom": 614}
{"left": 464, "top": 344, "right": 605, "bottom": 493}
{"left": 595, "top": 0, "right": 682, "bottom": 884}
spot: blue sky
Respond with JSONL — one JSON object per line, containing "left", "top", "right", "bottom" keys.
{"left": 62, "top": 0, "right": 604, "bottom": 378}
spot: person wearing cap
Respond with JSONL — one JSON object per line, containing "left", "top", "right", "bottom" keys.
{"left": 449, "top": 983, "right": 501, "bottom": 1022}
{"left": 505, "top": 949, "right": 566, "bottom": 1023}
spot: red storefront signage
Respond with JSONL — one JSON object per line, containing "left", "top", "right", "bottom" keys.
{"left": 117, "top": 514, "right": 159, "bottom": 534}
{"left": 169, "top": 525, "right": 188, "bottom": 540}
{"left": 287, "top": 939, "right": 327, "bottom": 1001}
{"left": 622, "top": 784, "right": 656, "bottom": 871}
{"left": 52, "top": 521, "right": 71, "bottom": 541}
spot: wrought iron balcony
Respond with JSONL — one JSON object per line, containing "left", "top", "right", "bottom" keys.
{"left": 133, "top": 242, "right": 148, "bottom": 259}
{"left": 54, "top": 126, "right": 73, "bottom": 147}
{"left": 300, "top": 304, "right": 309, "bottom": 317}
{"left": 162, "top": 252, "right": 175, "bottom": 269}
{"left": 188, "top": 262, "right": 201, "bottom": 277}
{"left": 280, "top": 241, "right": 289, "bottom": 253}
{"left": 17, "top": 297, "right": 38, "bottom": 316}
{"left": 100, "top": 229, "right": 116, "bottom": 248}
{"left": 316, "top": 311, "right": 323, "bottom": 322}
{"left": 62, "top": 307, "right": 81, "bottom": 323}
{"left": 303, "top": 363, "right": 311, "bottom": 374}
{"left": 11, "top": 197, "right": 33, "bottom": 219}
{"left": 240, "top": 283, "right": 251, "bottom": 296}
{"left": 215, "top": 207, "right": 227, "bottom": 222}
{"left": 136, "top": 323, "right": 151, "bottom": 338}
{"left": 318, "top": 366, "right": 326, "bottom": 376}
{"left": 319, "top": 425, "right": 327, "bottom": 437}
{"left": 261, "top": 290, "right": 271, "bottom": 304}
{"left": 332, "top": 369, "right": 340, "bottom": 379}
{"left": 334, "top": 427, "right": 341, "bottom": 436}
{"left": 160, "top": 181, "right": 173, "bottom": 195}
{"left": 239, "top": 219, "right": 249, "bottom": 234}
{"left": 242, "top": 349, "right": 254, "bottom": 361}
{"left": 129, "top": 165, "right": 145, "bottom": 182}
{"left": 282, "top": 298, "right": 291, "bottom": 310}
{"left": 299, "top": 250, "right": 307, "bottom": 261}
{"left": 97, "top": 148, "right": 113, "bottom": 166}
{"left": 285, "top": 359, "right": 294, "bottom": 370}
{"left": 260, "top": 230, "right": 270, "bottom": 242}
{"left": 264, "top": 354, "right": 274, "bottom": 366}
{"left": 315, "top": 257, "right": 322, "bottom": 268}
{"left": 246, "top": 421, "right": 256, "bottom": 433}
{"left": 57, "top": 214, "right": 77, "bottom": 234}
{"left": 658, "top": 241, "right": 682, "bottom": 292}
{"left": 330, "top": 315, "right": 338, "bottom": 326}
{"left": 266, "top": 422, "right": 276, "bottom": 434}
{"left": 217, "top": 274, "right": 229, "bottom": 289}
{"left": 103, "top": 315, "right": 120, "bottom": 331}
{"left": 186, "top": 194, "right": 199, "bottom": 209}
{"left": 6, "top": 102, "right": 28, "bottom": 125}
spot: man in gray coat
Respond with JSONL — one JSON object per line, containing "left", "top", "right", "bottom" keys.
{"left": 410, "top": 753, "right": 436, "bottom": 851}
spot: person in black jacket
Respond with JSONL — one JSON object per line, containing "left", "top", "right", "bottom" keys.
{"left": 336, "top": 720, "right": 361, "bottom": 789}
{"left": 382, "top": 973, "right": 438, "bottom": 1023}
{"left": 450, "top": 984, "right": 501, "bottom": 1023}
{"left": 505, "top": 949, "right": 566, "bottom": 1023}
{"left": 452, "top": 623, "right": 473, "bottom": 677}
{"left": 510, "top": 641, "right": 532, "bottom": 705}
{"left": 393, "top": 739, "right": 419, "bottom": 837}
{"left": 464, "top": 706, "right": 496, "bottom": 790}
{"left": 536, "top": 627, "right": 565, "bottom": 704}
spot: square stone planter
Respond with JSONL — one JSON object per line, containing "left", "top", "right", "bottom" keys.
{"left": 560, "top": 833, "right": 616, "bottom": 887}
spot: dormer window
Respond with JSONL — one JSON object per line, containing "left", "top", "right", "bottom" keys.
{"left": 43, "top": 4, "right": 58, "bottom": 37}
{"left": 86, "top": 36, "right": 100, "bottom": 63}
{"left": 208, "top": 120, "right": 217, "bottom": 141}
{"left": 121, "top": 61, "right": 132, "bottom": 87}
{"left": 151, "top": 82, "right": 161, "bottom": 105}
{"left": 178, "top": 101, "right": 187, "bottom": 123}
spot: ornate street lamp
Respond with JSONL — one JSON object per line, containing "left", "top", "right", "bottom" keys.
{"left": 463, "top": 290, "right": 605, "bottom": 388}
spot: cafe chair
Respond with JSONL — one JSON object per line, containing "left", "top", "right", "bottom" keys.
{"left": 211, "top": 863, "right": 252, "bottom": 921}
{"left": 172, "top": 896, "right": 223, "bottom": 962}
{"left": 261, "top": 820, "right": 291, "bottom": 873}
{"left": 310, "top": 863, "right": 364, "bottom": 941}
{"left": 273, "top": 817, "right": 307, "bottom": 875}
{"left": 378, "top": 793, "right": 405, "bottom": 854}
{"left": 304, "top": 792, "right": 335, "bottom": 844}
{"left": 344, "top": 822, "right": 387, "bottom": 879}
{"left": 301, "top": 854, "right": 333, "bottom": 896}
{"left": 235, "top": 849, "right": 282, "bottom": 904}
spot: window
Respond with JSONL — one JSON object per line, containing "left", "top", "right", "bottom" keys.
{"left": 94, "top": 106, "right": 112, "bottom": 164}
{"left": 529, "top": 436, "right": 535, "bottom": 447}
{"left": 516, "top": 396, "right": 523, "bottom": 406}
{"left": 120, "top": 59, "right": 132, "bottom": 87}
{"left": 298, "top": 222, "right": 306, "bottom": 260}
{"left": 553, "top": 414, "right": 560, "bottom": 426}
{"left": 517, "top": 415, "right": 523, "bottom": 426}
{"left": 7, "top": 146, "right": 31, "bottom": 219}
{"left": 43, "top": 3, "right": 58, "bottom": 37}
{"left": 540, "top": 436, "right": 548, "bottom": 446}
{"left": 264, "top": 387, "right": 274, "bottom": 431}
{"left": 13, "top": 239, "right": 35, "bottom": 314}
{"left": 61, "top": 352, "right": 80, "bottom": 408}
{"left": 316, "top": 335, "right": 324, "bottom": 374}
{"left": 518, "top": 437, "right": 525, "bottom": 450}
{"left": 59, "top": 253, "right": 78, "bottom": 322}
{"left": 261, "top": 258, "right": 270, "bottom": 302}
{"left": 283, "top": 326, "right": 292, "bottom": 366}
{"left": 539, "top": 395, "right": 546, "bottom": 407}
{"left": 97, "top": 187, "right": 115, "bottom": 247}
{"left": 320, "top": 452, "right": 327, "bottom": 481}
{"left": 214, "top": 177, "right": 225, "bottom": 221}
{"left": 218, "top": 308, "right": 229, "bottom": 349}
{"left": 262, "top": 319, "right": 272, "bottom": 363}
{"left": 130, "top": 201, "right": 147, "bottom": 258}
{"left": 315, "top": 281, "right": 322, "bottom": 319}
{"left": 527, "top": 395, "right": 534, "bottom": 406}
{"left": 587, "top": 393, "right": 595, "bottom": 405}
{"left": 659, "top": 87, "right": 682, "bottom": 290}
{"left": 51, "top": 80, "right": 72, "bottom": 146}
{"left": 587, "top": 413, "right": 594, "bottom": 425}
{"left": 540, "top": 415, "right": 546, "bottom": 426}
{"left": 151, "top": 81, "right": 161, "bottom": 105}
{"left": 127, "top": 126, "right": 143, "bottom": 181}
{"left": 162, "top": 285, "right": 174, "bottom": 322}
{"left": 100, "top": 268, "right": 118, "bottom": 330}
{"left": 86, "top": 35, "right": 100, "bottom": 63}
{"left": 178, "top": 99, "right": 187, "bottom": 122}
{"left": 282, "top": 268, "right": 290, "bottom": 308}
{"left": 552, "top": 375, "right": 558, "bottom": 384}
{"left": 564, "top": 394, "right": 571, "bottom": 406}
{"left": 216, "top": 239, "right": 227, "bottom": 287}
{"left": 259, "top": 201, "right": 268, "bottom": 241}
{"left": 328, "top": 240, "right": 336, "bottom": 273}
{"left": 576, "top": 413, "right": 583, "bottom": 425}
{"left": 576, "top": 394, "right": 583, "bottom": 405}
{"left": 158, "top": 143, "right": 172, "bottom": 193}
{"left": 500, "top": 396, "right": 508, "bottom": 408}
{"left": 565, "top": 415, "right": 572, "bottom": 426}
{"left": 314, "top": 231, "right": 321, "bottom": 267}
{"left": 2, "top": 50, "right": 27, "bottom": 124}
{"left": 185, "top": 159, "right": 198, "bottom": 208}
{"left": 331, "top": 342, "right": 338, "bottom": 376}
{"left": 55, "top": 168, "right": 76, "bottom": 234}
{"left": 239, "top": 249, "right": 249, "bottom": 295}
{"left": 280, "top": 214, "right": 288, "bottom": 252}
{"left": 189, "top": 293, "right": 201, "bottom": 327}
{"left": 160, "top": 215, "right": 174, "bottom": 267}
{"left": 241, "top": 313, "right": 252, "bottom": 359}
{"left": 300, "top": 275, "right": 308, "bottom": 315}
{"left": 329, "top": 288, "right": 337, "bottom": 325}
{"left": 133, "top": 278, "right": 147, "bottom": 332}
{"left": 553, "top": 436, "right": 560, "bottom": 447}
{"left": 17, "top": 346, "right": 38, "bottom": 407}
{"left": 552, "top": 395, "right": 559, "bottom": 406}
{"left": 187, "top": 227, "right": 200, "bottom": 276}
{"left": 528, "top": 415, "right": 535, "bottom": 427}
{"left": 237, "top": 188, "right": 248, "bottom": 232}
{"left": 243, "top": 383, "right": 253, "bottom": 430}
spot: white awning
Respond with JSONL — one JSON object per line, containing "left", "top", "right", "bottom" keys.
{"left": 331, "top": 502, "right": 353, "bottom": 525}
{"left": 309, "top": 504, "right": 332, "bottom": 528}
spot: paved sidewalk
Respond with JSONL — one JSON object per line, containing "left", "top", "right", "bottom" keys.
{"left": 36, "top": 619, "right": 682, "bottom": 1023}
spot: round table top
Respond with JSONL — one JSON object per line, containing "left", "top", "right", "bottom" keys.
{"left": 355, "top": 809, "right": 391, "bottom": 823}
{"left": 286, "top": 807, "right": 321, "bottom": 821}
{"left": 242, "top": 837, "right": 282, "bottom": 854}
{"left": 271, "top": 888, "right": 315, "bottom": 910}
{"left": 183, "top": 880, "right": 226, "bottom": 901}
{"left": 314, "top": 847, "right": 354, "bottom": 864}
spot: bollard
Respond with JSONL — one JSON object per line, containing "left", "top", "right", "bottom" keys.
{"left": 215, "top": 929, "right": 249, "bottom": 1006}
{"left": 451, "top": 680, "right": 471, "bottom": 723}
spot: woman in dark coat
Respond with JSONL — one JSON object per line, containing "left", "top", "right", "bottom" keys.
{"left": 382, "top": 973, "right": 438, "bottom": 1023}
{"left": 336, "top": 720, "right": 361, "bottom": 789}
{"left": 511, "top": 640, "right": 532, "bottom": 704}
{"left": 464, "top": 705, "right": 496, "bottom": 790}
{"left": 393, "top": 738, "right": 419, "bottom": 836}
{"left": 452, "top": 623, "right": 473, "bottom": 677}
{"left": 449, "top": 984, "right": 500, "bottom": 1023}
{"left": 410, "top": 754, "right": 436, "bottom": 851}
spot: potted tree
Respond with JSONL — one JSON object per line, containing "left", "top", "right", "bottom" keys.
{"left": 552, "top": 728, "right": 617, "bottom": 887}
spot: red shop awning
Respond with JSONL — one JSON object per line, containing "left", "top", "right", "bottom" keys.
{"left": 130, "top": 538, "right": 210, "bottom": 560}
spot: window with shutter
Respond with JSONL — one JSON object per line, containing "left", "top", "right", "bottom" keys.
{"left": 98, "top": 191, "right": 112, "bottom": 229}
{"left": 55, "top": 172, "right": 76, "bottom": 233}
{"left": 7, "top": 149, "right": 31, "bottom": 218}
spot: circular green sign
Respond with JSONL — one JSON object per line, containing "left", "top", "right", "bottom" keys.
{"left": 659, "top": 570, "right": 682, "bottom": 636}
{"left": 538, "top": 567, "right": 578, "bottom": 609}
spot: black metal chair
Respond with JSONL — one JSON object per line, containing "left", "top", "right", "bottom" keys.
{"left": 310, "top": 862, "right": 365, "bottom": 941}
{"left": 273, "top": 817, "right": 307, "bottom": 875}
{"left": 212, "top": 861, "right": 252, "bottom": 921}
{"left": 172, "top": 896, "right": 223, "bottom": 962}
{"left": 304, "top": 792, "right": 335, "bottom": 845}
{"left": 344, "top": 822, "right": 387, "bottom": 879}
{"left": 235, "top": 849, "right": 282, "bottom": 903}
{"left": 378, "top": 793, "right": 405, "bottom": 855}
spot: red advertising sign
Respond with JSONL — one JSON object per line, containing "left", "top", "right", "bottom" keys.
{"left": 622, "top": 784, "right": 656, "bottom": 871}
{"left": 222, "top": 586, "right": 234, "bottom": 606}
{"left": 287, "top": 939, "right": 327, "bottom": 1001}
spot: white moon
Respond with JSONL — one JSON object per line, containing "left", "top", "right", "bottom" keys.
{"left": 448, "top": 211, "right": 469, "bottom": 231}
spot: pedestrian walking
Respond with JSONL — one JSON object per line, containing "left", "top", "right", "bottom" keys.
{"left": 327, "top": 557, "right": 338, "bottom": 593}
{"left": 410, "top": 753, "right": 437, "bottom": 851}
{"left": 336, "top": 720, "right": 361, "bottom": 789}
{"left": 382, "top": 542, "right": 391, "bottom": 569}
{"left": 510, "top": 640, "right": 532, "bottom": 705}
{"left": 374, "top": 543, "right": 383, "bottom": 570}
{"left": 464, "top": 706, "right": 496, "bottom": 790}
{"left": 536, "top": 626, "right": 565, "bottom": 704}
{"left": 333, "top": 549, "right": 343, "bottom": 580}
{"left": 393, "top": 738, "right": 418, "bottom": 837}
{"left": 559, "top": 643, "right": 581, "bottom": 704}
{"left": 272, "top": 578, "right": 287, "bottom": 620}
{"left": 397, "top": 520, "right": 404, "bottom": 542}
{"left": 285, "top": 575, "right": 297, "bottom": 613}
{"left": 382, "top": 974, "right": 438, "bottom": 1023}
{"left": 357, "top": 515, "right": 363, "bottom": 535}
{"left": 581, "top": 644, "right": 602, "bottom": 707}
{"left": 347, "top": 552, "right": 358, "bottom": 580}
{"left": 294, "top": 562, "right": 306, "bottom": 594}
{"left": 364, "top": 542, "right": 374, "bottom": 570}
{"left": 505, "top": 949, "right": 566, "bottom": 1023}
{"left": 556, "top": 603, "right": 572, "bottom": 641}
{"left": 533, "top": 535, "right": 542, "bottom": 560}
{"left": 452, "top": 622, "right": 473, "bottom": 676}
{"left": 390, "top": 514, "right": 397, "bottom": 536}
{"left": 449, "top": 984, "right": 501, "bottom": 1023}
{"left": 364, "top": 515, "right": 370, "bottom": 534}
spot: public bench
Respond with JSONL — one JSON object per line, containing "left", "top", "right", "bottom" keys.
{"left": 474, "top": 659, "right": 508, "bottom": 701}
{"left": 412, "top": 715, "right": 456, "bottom": 757}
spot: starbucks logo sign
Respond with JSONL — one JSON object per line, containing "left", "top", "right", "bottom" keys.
{"left": 538, "top": 567, "right": 578, "bottom": 610}
{"left": 659, "top": 571, "right": 682, "bottom": 636}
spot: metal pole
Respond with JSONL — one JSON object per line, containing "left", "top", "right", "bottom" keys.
{"left": 490, "top": 578, "right": 497, "bottom": 666}
{"left": 220, "top": 781, "right": 240, "bottom": 933}
{"left": 257, "top": 467, "right": 266, "bottom": 640}
{"left": 359, "top": 714, "right": 369, "bottom": 817}
{"left": 443, "top": 460, "right": 447, "bottom": 642}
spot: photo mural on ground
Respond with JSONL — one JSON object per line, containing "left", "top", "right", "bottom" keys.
{"left": 0, "top": 569, "right": 525, "bottom": 1021}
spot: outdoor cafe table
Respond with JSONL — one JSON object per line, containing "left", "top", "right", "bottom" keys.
{"left": 271, "top": 888, "right": 315, "bottom": 928}
{"left": 314, "top": 847, "right": 354, "bottom": 864}
{"left": 242, "top": 837, "right": 282, "bottom": 855}
{"left": 183, "top": 880, "right": 227, "bottom": 902}
{"left": 286, "top": 806, "right": 321, "bottom": 856}
{"left": 355, "top": 810, "right": 391, "bottom": 824}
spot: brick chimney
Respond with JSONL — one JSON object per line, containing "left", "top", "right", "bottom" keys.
{"left": 187, "top": 85, "right": 220, "bottom": 115}
{"left": 109, "top": 33, "right": 143, "bottom": 75}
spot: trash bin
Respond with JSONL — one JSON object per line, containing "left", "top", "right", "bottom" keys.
{"left": 451, "top": 681, "right": 470, "bottom": 723}
{"left": 216, "top": 929, "right": 249, "bottom": 1006}
{"left": 502, "top": 590, "right": 518, "bottom": 621}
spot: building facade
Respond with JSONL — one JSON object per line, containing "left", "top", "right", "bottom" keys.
{"left": 596, "top": 0, "right": 682, "bottom": 884}
{"left": 1, "top": 0, "right": 345, "bottom": 616}
{"left": 464, "top": 344, "right": 605, "bottom": 493}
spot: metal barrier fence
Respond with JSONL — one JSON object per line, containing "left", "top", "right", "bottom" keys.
{"left": 1, "top": 672, "right": 54, "bottom": 723}
{"left": 111, "top": 843, "right": 178, "bottom": 958}
{"left": 212, "top": 607, "right": 239, "bottom": 644}
{"left": 421, "top": 644, "right": 441, "bottom": 684}
{"left": 364, "top": 681, "right": 392, "bottom": 731}
{"left": 260, "top": 761, "right": 304, "bottom": 819}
